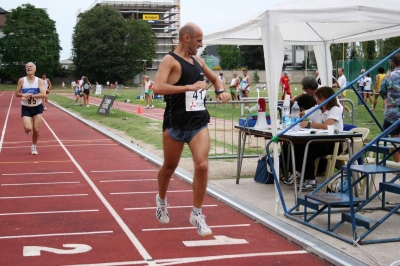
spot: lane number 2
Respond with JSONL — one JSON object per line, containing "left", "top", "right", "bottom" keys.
{"left": 23, "top": 244, "right": 92, "bottom": 257}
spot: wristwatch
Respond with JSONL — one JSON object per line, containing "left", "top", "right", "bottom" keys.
{"left": 306, "top": 121, "right": 311, "bottom": 129}
{"left": 215, "top": 89, "right": 225, "bottom": 95}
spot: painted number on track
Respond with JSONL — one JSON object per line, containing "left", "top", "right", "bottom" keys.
{"left": 23, "top": 244, "right": 92, "bottom": 257}
{"left": 183, "top": 235, "right": 248, "bottom": 247}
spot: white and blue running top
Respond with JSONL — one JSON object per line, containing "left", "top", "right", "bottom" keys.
{"left": 21, "top": 77, "right": 42, "bottom": 107}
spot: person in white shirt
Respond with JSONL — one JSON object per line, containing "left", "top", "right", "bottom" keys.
{"left": 296, "top": 86, "right": 344, "bottom": 190}
{"left": 334, "top": 68, "right": 351, "bottom": 115}
{"left": 357, "top": 69, "right": 365, "bottom": 105}
{"left": 363, "top": 73, "right": 373, "bottom": 106}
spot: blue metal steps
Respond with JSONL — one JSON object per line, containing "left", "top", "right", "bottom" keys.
{"left": 380, "top": 182, "right": 400, "bottom": 194}
{"left": 297, "top": 196, "right": 322, "bottom": 210}
{"left": 349, "top": 164, "right": 400, "bottom": 174}
{"left": 341, "top": 212, "right": 376, "bottom": 229}
{"left": 306, "top": 193, "right": 365, "bottom": 206}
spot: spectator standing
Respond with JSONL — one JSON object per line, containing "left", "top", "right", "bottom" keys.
{"left": 240, "top": 69, "right": 251, "bottom": 108}
{"left": 372, "top": 67, "right": 386, "bottom": 111}
{"left": 41, "top": 73, "right": 51, "bottom": 111}
{"left": 280, "top": 71, "right": 291, "bottom": 100}
{"left": 81, "top": 76, "right": 92, "bottom": 108}
{"left": 363, "top": 73, "right": 373, "bottom": 105}
{"left": 357, "top": 69, "right": 365, "bottom": 105}
{"left": 334, "top": 67, "right": 351, "bottom": 115}
{"left": 144, "top": 76, "right": 154, "bottom": 109}
{"left": 229, "top": 72, "right": 239, "bottom": 105}
{"left": 379, "top": 53, "right": 400, "bottom": 162}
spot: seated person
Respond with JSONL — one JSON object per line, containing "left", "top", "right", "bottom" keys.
{"left": 282, "top": 87, "right": 343, "bottom": 189}
{"left": 296, "top": 94, "right": 317, "bottom": 111}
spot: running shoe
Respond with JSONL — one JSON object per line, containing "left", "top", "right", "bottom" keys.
{"left": 302, "top": 180, "right": 317, "bottom": 190}
{"left": 31, "top": 144, "right": 38, "bottom": 155}
{"left": 156, "top": 194, "right": 169, "bottom": 224}
{"left": 190, "top": 211, "right": 212, "bottom": 236}
{"left": 44, "top": 107, "right": 47, "bottom": 111}
{"left": 283, "top": 171, "right": 301, "bottom": 185}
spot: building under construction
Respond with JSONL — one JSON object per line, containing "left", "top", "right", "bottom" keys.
{"left": 77, "top": 0, "right": 180, "bottom": 70}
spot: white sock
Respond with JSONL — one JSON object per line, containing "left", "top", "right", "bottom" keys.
{"left": 193, "top": 207, "right": 202, "bottom": 214}
{"left": 157, "top": 194, "right": 166, "bottom": 204}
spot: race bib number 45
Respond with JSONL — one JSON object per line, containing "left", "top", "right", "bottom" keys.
{"left": 185, "top": 89, "right": 206, "bottom": 112}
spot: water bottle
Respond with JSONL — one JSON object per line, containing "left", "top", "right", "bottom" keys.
{"left": 291, "top": 101, "right": 300, "bottom": 131}
{"left": 282, "top": 102, "right": 291, "bottom": 129}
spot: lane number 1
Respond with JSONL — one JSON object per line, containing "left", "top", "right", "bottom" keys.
{"left": 23, "top": 244, "right": 92, "bottom": 257}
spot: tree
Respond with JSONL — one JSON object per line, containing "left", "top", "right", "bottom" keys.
{"left": 217, "top": 45, "right": 242, "bottom": 69}
{"left": 378, "top": 37, "right": 400, "bottom": 57}
{"left": 72, "top": 6, "right": 156, "bottom": 83}
{"left": 241, "top": 45, "right": 265, "bottom": 70}
{"left": 359, "top": 40, "right": 376, "bottom": 60}
{"left": 124, "top": 20, "right": 157, "bottom": 78}
{"left": 0, "top": 4, "right": 61, "bottom": 79}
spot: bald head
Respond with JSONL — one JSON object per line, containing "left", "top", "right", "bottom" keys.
{"left": 179, "top": 22, "right": 202, "bottom": 41}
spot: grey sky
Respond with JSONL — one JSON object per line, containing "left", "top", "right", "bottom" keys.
{"left": 0, "top": 0, "right": 283, "bottom": 60}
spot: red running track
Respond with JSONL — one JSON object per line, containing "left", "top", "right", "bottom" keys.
{"left": 0, "top": 91, "right": 330, "bottom": 265}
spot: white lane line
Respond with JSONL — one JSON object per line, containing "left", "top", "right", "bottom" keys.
{"left": 125, "top": 204, "right": 217, "bottom": 210}
{"left": 1, "top": 181, "right": 80, "bottom": 186}
{"left": 2, "top": 171, "right": 74, "bottom": 176}
{"left": 3, "top": 139, "right": 112, "bottom": 144}
{"left": 64, "top": 250, "right": 308, "bottom": 266}
{"left": 157, "top": 250, "right": 308, "bottom": 266}
{"left": 0, "top": 230, "right": 113, "bottom": 240}
{"left": 0, "top": 194, "right": 88, "bottom": 200}
{"left": 42, "top": 118, "right": 155, "bottom": 265}
{"left": 100, "top": 179, "right": 158, "bottom": 183}
{"left": 2, "top": 143, "right": 118, "bottom": 149}
{"left": 0, "top": 209, "right": 99, "bottom": 216}
{"left": 142, "top": 224, "right": 251, "bottom": 232}
{"left": 92, "top": 170, "right": 158, "bottom": 173}
{"left": 0, "top": 92, "right": 13, "bottom": 154}
{"left": 111, "top": 190, "right": 191, "bottom": 195}
{"left": 0, "top": 91, "right": 6, "bottom": 97}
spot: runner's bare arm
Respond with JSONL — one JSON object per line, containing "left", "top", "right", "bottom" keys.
{"left": 47, "top": 79, "right": 52, "bottom": 90}
{"left": 153, "top": 55, "right": 207, "bottom": 95}
{"left": 195, "top": 55, "right": 230, "bottom": 103}
{"left": 32, "top": 79, "right": 47, "bottom": 99}
{"left": 15, "top": 78, "right": 29, "bottom": 100}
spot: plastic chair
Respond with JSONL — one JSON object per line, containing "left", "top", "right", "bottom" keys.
{"left": 315, "top": 128, "right": 369, "bottom": 176}
{"left": 322, "top": 127, "right": 370, "bottom": 194}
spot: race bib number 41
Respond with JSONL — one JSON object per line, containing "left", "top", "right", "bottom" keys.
{"left": 185, "top": 89, "right": 206, "bottom": 112}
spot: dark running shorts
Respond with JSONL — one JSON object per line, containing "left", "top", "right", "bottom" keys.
{"left": 167, "top": 125, "right": 207, "bottom": 143}
{"left": 383, "top": 119, "right": 400, "bottom": 135}
{"left": 21, "top": 104, "right": 44, "bottom": 117}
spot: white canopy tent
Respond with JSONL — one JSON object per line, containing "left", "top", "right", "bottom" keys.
{"left": 199, "top": 0, "right": 400, "bottom": 212}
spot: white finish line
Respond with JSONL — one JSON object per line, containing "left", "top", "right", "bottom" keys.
{"left": 142, "top": 224, "right": 251, "bottom": 232}
{"left": 100, "top": 179, "right": 159, "bottom": 183}
{"left": 92, "top": 169, "right": 158, "bottom": 173}
{"left": 125, "top": 204, "right": 217, "bottom": 210}
{"left": 183, "top": 235, "right": 248, "bottom": 247}
{"left": 111, "top": 190, "right": 191, "bottom": 195}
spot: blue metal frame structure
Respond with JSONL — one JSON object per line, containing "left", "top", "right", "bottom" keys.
{"left": 264, "top": 47, "right": 400, "bottom": 244}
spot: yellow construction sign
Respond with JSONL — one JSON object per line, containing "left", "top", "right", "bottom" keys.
{"left": 143, "top": 14, "right": 159, "bottom": 20}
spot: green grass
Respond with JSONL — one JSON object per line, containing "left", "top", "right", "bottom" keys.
{"left": 1, "top": 82, "right": 384, "bottom": 143}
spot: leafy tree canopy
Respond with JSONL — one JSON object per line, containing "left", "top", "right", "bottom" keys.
{"left": 0, "top": 3, "right": 61, "bottom": 79}
{"left": 217, "top": 45, "right": 242, "bottom": 70}
{"left": 72, "top": 6, "right": 156, "bottom": 83}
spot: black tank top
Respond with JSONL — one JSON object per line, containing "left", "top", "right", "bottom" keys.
{"left": 162, "top": 52, "right": 210, "bottom": 130}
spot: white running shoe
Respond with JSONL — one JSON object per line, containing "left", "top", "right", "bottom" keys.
{"left": 190, "top": 211, "right": 212, "bottom": 236}
{"left": 156, "top": 194, "right": 169, "bottom": 224}
{"left": 31, "top": 144, "right": 38, "bottom": 155}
